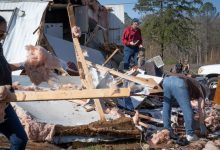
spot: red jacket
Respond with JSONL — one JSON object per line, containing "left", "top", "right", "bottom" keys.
{"left": 122, "top": 26, "right": 143, "bottom": 47}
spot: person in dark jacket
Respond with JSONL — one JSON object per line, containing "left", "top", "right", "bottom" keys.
{"left": 0, "top": 15, "right": 28, "bottom": 150}
{"left": 122, "top": 18, "right": 143, "bottom": 70}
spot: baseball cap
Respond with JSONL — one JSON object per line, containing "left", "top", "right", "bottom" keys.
{"left": 132, "top": 18, "right": 140, "bottom": 23}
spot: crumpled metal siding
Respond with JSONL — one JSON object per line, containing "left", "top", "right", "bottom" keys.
{"left": 105, "top": 4, "right": 124, "bottom": 45}
{"left": 0, "top": 2, "right": 48, "bottom": 75}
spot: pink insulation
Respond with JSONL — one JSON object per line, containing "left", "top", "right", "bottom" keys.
{"left": 205, "top": 109, "right": 220, "bottom": 132}
{"left": 150, "top": 129, "right": 170, "bottom": 145}
{"left": 24, "top": 45, "right": 62, "bottom": 85}
{"left": 13, "top": 104, "right": 55, "bottom": 142}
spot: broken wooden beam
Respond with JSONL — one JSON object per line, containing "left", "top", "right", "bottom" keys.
{"left": 4, "top": 88, "right": 130, "bottom": 102}
{"left": 102, "top": 48, "right": 120, "bottom": 66}
{"left": 135, "top": 76, "right": 163, "bottom": 93}
{"left": 133, "top": 110, "right": 163, "bottom": 127}
{"left": 114, "top": 68, "right": 139, "bottom": 85}
{"left": 133, "top": 110, "right": 149, "bottom": 128}
{"left": 138, "top": 121, "right": 149, "bottom": 128}
{"left": 86, "top": 60, "right": 160, "bottom": 89}
{"left": 138, "top": 113, "right": 163, "bottom": 124}
{"left": 67, "top": 4, "right": 106, "bottom": 121}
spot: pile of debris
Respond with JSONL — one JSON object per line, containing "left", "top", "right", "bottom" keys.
{"left": 10, "top": 71, "right": 220, "bottom": 150}
{"left": 0, "top": 1, "right": 219, "bottom": 149}
{"left": 6, "top": 42, "right": 219, "bottom": 149}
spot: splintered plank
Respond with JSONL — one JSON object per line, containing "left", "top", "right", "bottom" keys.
{"left": 4, "top": 88, "right": 130, "bottom": 102}
{"left": 102, "top": 48, "right": 120, "bottom": 66}
{"left": 135, "top": 77, "right": 163, "bottom": 93}
{"left": 67, "top": 4, "right": 106, "bottom": 121}
{"left": 86, "top": 60, "right": 160, "bottom": 89}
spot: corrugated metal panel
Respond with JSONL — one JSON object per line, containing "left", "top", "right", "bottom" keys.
{"left": 0, "top": 2, "right": 49, "bottom": 75}
{"left": 75, "top": 6, "right": 89, "bottom": 33}
{"left": 105, "top": 4, "right": 124, "bottom": 45}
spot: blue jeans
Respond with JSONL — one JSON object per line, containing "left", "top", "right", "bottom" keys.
{"left": 0, "top": 104, "right": 28, "bottom": 150}
{"left": 162, "top": 76, "right": 194, "bottom": 136}
{"left": 123, "top": 46, "right": 139, "bottom": 69}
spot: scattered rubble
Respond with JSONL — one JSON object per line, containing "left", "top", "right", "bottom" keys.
{"left": 150, "top": 129, "right": 170, "bottom": 145}
{"left": 203, "top": 141, "right": 219, "bottom": 150}
{"left": 0, "top": 1, "right": 219, "bottom": 149}
{"left": 205, "top": 108, "right": 220, "bottom": 132}
{"left": 8, "top": 67, "right": 220, "bottom": 149}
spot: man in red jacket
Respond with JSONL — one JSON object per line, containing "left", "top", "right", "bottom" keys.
{"left": 122, "top": 18, "right": 143, "bottom": 70}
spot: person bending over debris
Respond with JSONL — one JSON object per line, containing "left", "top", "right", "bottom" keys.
{"left": 122, "top": 18, "right": 143, "bottom": 70}
{"left": 162, "top": 75, "right": 208, "bottom": 142}
{"left": 0, "top": 15, "right": 28, "bottom": 149}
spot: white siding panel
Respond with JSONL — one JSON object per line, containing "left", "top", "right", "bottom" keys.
{"left": 105, "top": 5, "right": 124, "bottom": 44}
{"left": 0, "top": 2, "right": 48, "bottom": 75}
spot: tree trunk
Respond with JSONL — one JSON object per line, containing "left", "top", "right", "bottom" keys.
{"left": 196, "top": 45, "right": 199, "bottom": 65}
{"left": 210, "top": 48, "right": 213, "bottom": 63}
{"left": 199, "top": 45, "right": 202, "bottom": 64}
{"left": 161, "top": 43, "right": 164, "bottom": 59}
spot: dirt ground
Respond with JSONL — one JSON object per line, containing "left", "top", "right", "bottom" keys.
{"left": 0, "top": 136, "right": 142, "bottom": 150}
{"left": 0, "top": 137, "right": 61, "bottom": 150}
{"left": 1, "top": 137, "right": 220, "bottom": 150}
{"left": 0, "top": 117, "right": 142, "bottom": 150}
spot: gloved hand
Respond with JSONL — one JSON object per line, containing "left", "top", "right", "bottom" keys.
{"left": 0, "top": 85, "right": 10, "bottom": 101}
{"left": 200, "top": 123, "right": 208, "bottom": 136}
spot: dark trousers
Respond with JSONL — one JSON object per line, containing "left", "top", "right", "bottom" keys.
{"left": 0, "top": 104, "right": 28, "bottom": 150}
{"left": 123, "top": 46, "right": 139, "bottom": 69}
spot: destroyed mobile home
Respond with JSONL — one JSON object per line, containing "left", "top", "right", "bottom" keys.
{"left": 0, "top": 0, "right": 220, "bottom": 149}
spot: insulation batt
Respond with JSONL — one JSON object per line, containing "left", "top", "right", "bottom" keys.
{"left": 202, "top": 141, "right": 219, "bottom": 150}
{"left": 24, "top": 45, "right": 62, "bottom": 85}
{"left": 12, "top": 103, "right": 55, "bottom": 142}
{"left": 204, "top": 108, "right": 220, "bottom": 132}
{"left": 12, "top": 81, "right": 36, "bottom": 91}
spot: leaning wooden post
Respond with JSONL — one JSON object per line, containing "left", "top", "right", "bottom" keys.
{"left": 67, "top": 4, "right": 106, "bottom": 121}
{"left": 102, "top": 48, "right": 119, "bottom": 66}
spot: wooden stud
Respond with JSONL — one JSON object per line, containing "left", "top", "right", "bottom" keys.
{"left": 138, "top": 114, "right": 163, "bottom": 124}
{"left": 86, "top": 60, "right": 160, "bottom": 89}
{"left": 4, "top": 88, "right": 130, "bottom": 102}
{"left": 102, "top": 48, "right": 119, "bottom": 66}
